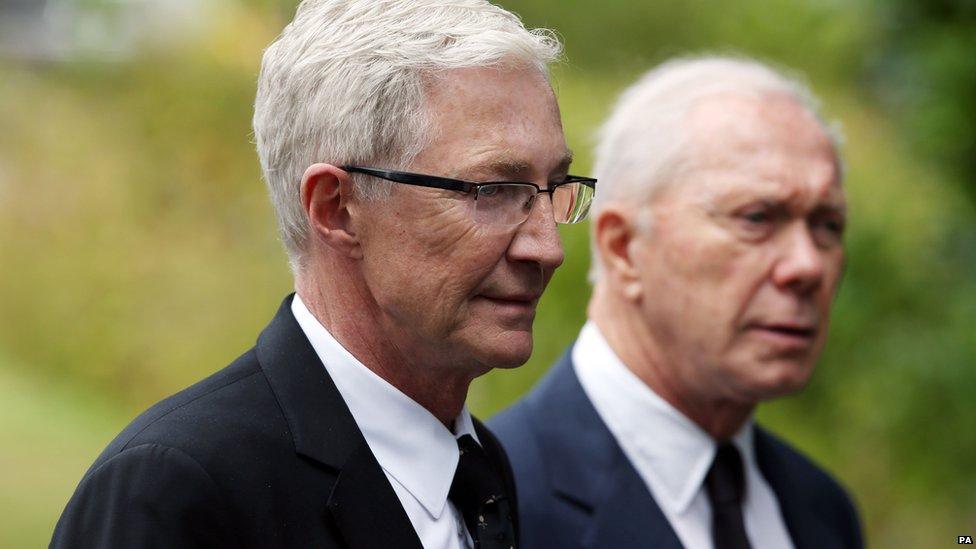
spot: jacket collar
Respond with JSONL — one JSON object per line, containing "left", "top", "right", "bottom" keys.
{"left": 292, "top": 293, "right": 478, "bottom": 520}
{"left": 256, "top": 294, "right": 361, "bottom": 469}
{"left": 526, "top": 349, "right": 683, "bottom": 549}
{"left": 530, "top": 342, "right": 847, "bottom": 549}
{"left": 255, "top": 294, "right": 423, "bottom": 549}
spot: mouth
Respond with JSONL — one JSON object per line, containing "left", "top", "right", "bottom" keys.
{"left": 477, "top": 293, "right": 540, "bottom": 315}
{"left": 480, "top": 294, "right": 539, "bottom": 306}
{"left": 748, "top": 323, "right": 817, "bottom": 346}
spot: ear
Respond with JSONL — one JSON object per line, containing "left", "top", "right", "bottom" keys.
{"left": 593, "top": 205, "right": 644, "bottom": 302}
{"left": 300, "top": 163, "right": 363, "bottom": 259}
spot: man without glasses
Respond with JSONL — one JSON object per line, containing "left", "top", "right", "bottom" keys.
{"left": 51, "top": 1, "right": 595, "bottom": 547}
{"left": 491, "top": 57, "right": 862, "bottom": 548}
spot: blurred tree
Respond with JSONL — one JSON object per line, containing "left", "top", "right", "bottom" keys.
{"left": 868, "top": 0, "right": 976, "bottom": 204}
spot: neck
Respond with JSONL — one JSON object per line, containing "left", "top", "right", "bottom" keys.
{"left": 588, "top": 285, "right": 754, "bottom": 441}
{"left": 295, "top": 261, "right": 472, "bottom": 428}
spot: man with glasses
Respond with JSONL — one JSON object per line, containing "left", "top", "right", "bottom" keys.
{"left": 491, "top": 56, "right": 862, "bottom": 548}
{"left": 51, "top": 1, "right": 594, "bottom": 547}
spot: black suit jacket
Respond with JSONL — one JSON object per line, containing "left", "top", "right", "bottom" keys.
{"left": 488, "top": 348, "right": 862, "bottom": 549}
{"left": 51, "top": 295, "right": 518, "bottom": 548}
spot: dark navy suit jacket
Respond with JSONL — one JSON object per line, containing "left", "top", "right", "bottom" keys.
{"left": 489, "top": 349, "right": 862, "bottom": 549}
{"left": 51, "top": 295, "right": 518, "bottom": 549}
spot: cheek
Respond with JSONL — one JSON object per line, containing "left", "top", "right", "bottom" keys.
{"left": 368, "top": 212, "right": 512, "bottom": 328}
{"left": 645, "top": 228, "right": 750, "bottom": 320}
{"left": 429, "top": 223, "right": 512, "bottom": 289}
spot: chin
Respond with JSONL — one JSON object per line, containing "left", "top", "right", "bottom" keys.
{"left": 474, "top": 331, "right": 534, "bottom": 370}
{"left": 747, "top": 359, "right": 816, "bottom": 400}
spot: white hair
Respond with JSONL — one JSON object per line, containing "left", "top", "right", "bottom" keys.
{"left": 253, "top": 0, "right": 562, "bottom": 271}
{"left": 589, "top": 54, "right": 843, "bottom": 283}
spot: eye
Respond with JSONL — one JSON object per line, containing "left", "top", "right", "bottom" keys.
{"left": 478, "top": 185, "right": 498, "bottom": 197}
{"left": 824, "top": 220, "right": 844, "bottom": 234}
{"left": 738, "top": 205, "right": 777, "bottom": 227}
{"left": 730, "top": 202, "right": 779, "bottom": 240}
{"left": 811, "top": 215, "right": 846, "bottom": 246}
{"left": 743, "top": 210, "right": 771, "bottom": 224}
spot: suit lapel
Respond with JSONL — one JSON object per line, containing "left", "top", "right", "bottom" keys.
{"left": 327, "top": 441, "right": 425, "bottom": 549}
{"left": 529, "top": 351, "right": 683, "bottom": 549}
{"left": 580, "top": 458, "right": 683, "bottom": 549}
{"left": 256, "top": 295, "right": 422, "bottom": 549}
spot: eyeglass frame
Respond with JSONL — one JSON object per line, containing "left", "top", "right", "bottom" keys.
{"left": 340, "top": 165, "right": 597, "bottom": 203}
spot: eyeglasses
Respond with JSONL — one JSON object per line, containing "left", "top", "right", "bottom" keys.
{"left": 341, "top": 166, "right": 597, "bottom": 227}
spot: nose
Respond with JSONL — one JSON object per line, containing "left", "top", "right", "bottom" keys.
{"left": 506, "top": 192, "right": 565, "bottom": 272}
{"left": 771, "top": 222, "right": 825, "bottom": 295}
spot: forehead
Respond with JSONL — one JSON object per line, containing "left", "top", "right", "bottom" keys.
{"left": 667, "top": 94, "right": 843, "bottom": 208}
{"left": 414, "top": 65, "right": 569, "bottom": 178}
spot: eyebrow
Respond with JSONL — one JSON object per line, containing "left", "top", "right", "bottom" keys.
{"left": 459, "top": 150, "right": 575, "bottom": 181}
{"left": 706, "top": 177, "right": 846, "bottom": 207}
{"left": 554, "top": 151, "right": 575, "bottom": 174}
{"left": 813, "top": 203, "right": 848, "bottom": 217}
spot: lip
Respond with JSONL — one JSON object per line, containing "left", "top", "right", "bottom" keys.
{"left": 747, "top": 324, "right": 817, "bottom": 347}
{"left": 478, "top": 295, "right": 540, "bottom": 313}
{"left": 480, "top": 295, "right": 539, "bottom": 306}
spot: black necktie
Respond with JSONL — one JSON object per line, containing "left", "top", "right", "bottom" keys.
{"left": 705, "top": 443, "right": 752, "bottom": 549}
{"left": 449, "top": 435, "right": 516, "bottom": 549}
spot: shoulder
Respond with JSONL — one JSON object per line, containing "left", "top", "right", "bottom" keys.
{"left": 51, "top": 442, "right": 238, "bottom": 547}
{"left": 52, "top": 349, "right": 300, "bottom": 546}
{"left": 489, "top": 348, "right": 576, "bottom": 440}
{"left": 490, "top": 378, "right": 553, "bottom": 459}
{"left": 486, "top": 398, "right": 537, "bottom": 453}
{"left": 93, "top": 349, "right": 286, "bottom": 470}
{"left": 70, "top": 347, "right": 300, "bottom": 514}
{"left": 488, "top": 350, "right": 579, "bottom": 468}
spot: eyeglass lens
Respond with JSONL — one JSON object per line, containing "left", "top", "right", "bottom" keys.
{"left": 472, "top": 182, "right": 594, "bottom": 226}
{"left": 553, "top": 182, "right": 594, "bottom": 224}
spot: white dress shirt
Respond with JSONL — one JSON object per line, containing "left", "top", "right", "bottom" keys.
{"left": 292, "top": 295, "right": 476, "bottom": 549}
{"left": 573, "top": 321, "right": 794, "bottom": 549}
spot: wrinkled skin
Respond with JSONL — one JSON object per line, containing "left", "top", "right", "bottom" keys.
{"left": 594, "top": 93, "right": 846, "bottom": 436}
{"left": 300, "top": 65, "right": 570, "bottom": 423}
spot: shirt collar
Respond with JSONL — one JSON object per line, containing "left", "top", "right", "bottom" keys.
{"left": 291, "top": 294, "right": 478, "bottom": 519}
{"left": 573, "top": 320, "right": 754, "bottom": 515}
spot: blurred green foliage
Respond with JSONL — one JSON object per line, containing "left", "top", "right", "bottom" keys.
{"left": 866, "top": 0, "right": 976, "bottom": 204}
{"left": 1, "top": 0, "right": 974, "bottom": 547}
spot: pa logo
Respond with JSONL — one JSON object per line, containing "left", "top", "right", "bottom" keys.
{"left": 959, "top": 535, "right": 974, "bottom": 544}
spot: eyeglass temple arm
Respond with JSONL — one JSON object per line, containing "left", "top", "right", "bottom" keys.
{"left": 341, "top": 166, "right": 473, "bottom": 193}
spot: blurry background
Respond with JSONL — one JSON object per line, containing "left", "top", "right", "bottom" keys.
{"left": 1, "top": 0, "right": 974, "bottom": 545}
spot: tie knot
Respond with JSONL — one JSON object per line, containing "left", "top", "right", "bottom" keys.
{"left": 705, "top": 442, "right": 746, "bottom": 505}
{"left": 457, "top": 434, "right": 481, "bottom": 458}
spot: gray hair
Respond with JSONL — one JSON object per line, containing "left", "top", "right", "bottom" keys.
{"left": 253, "top": 0, "right": 562, "bottom": 271}
{"left": 589, "top": 55, "right": 842, "bottom": 283}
